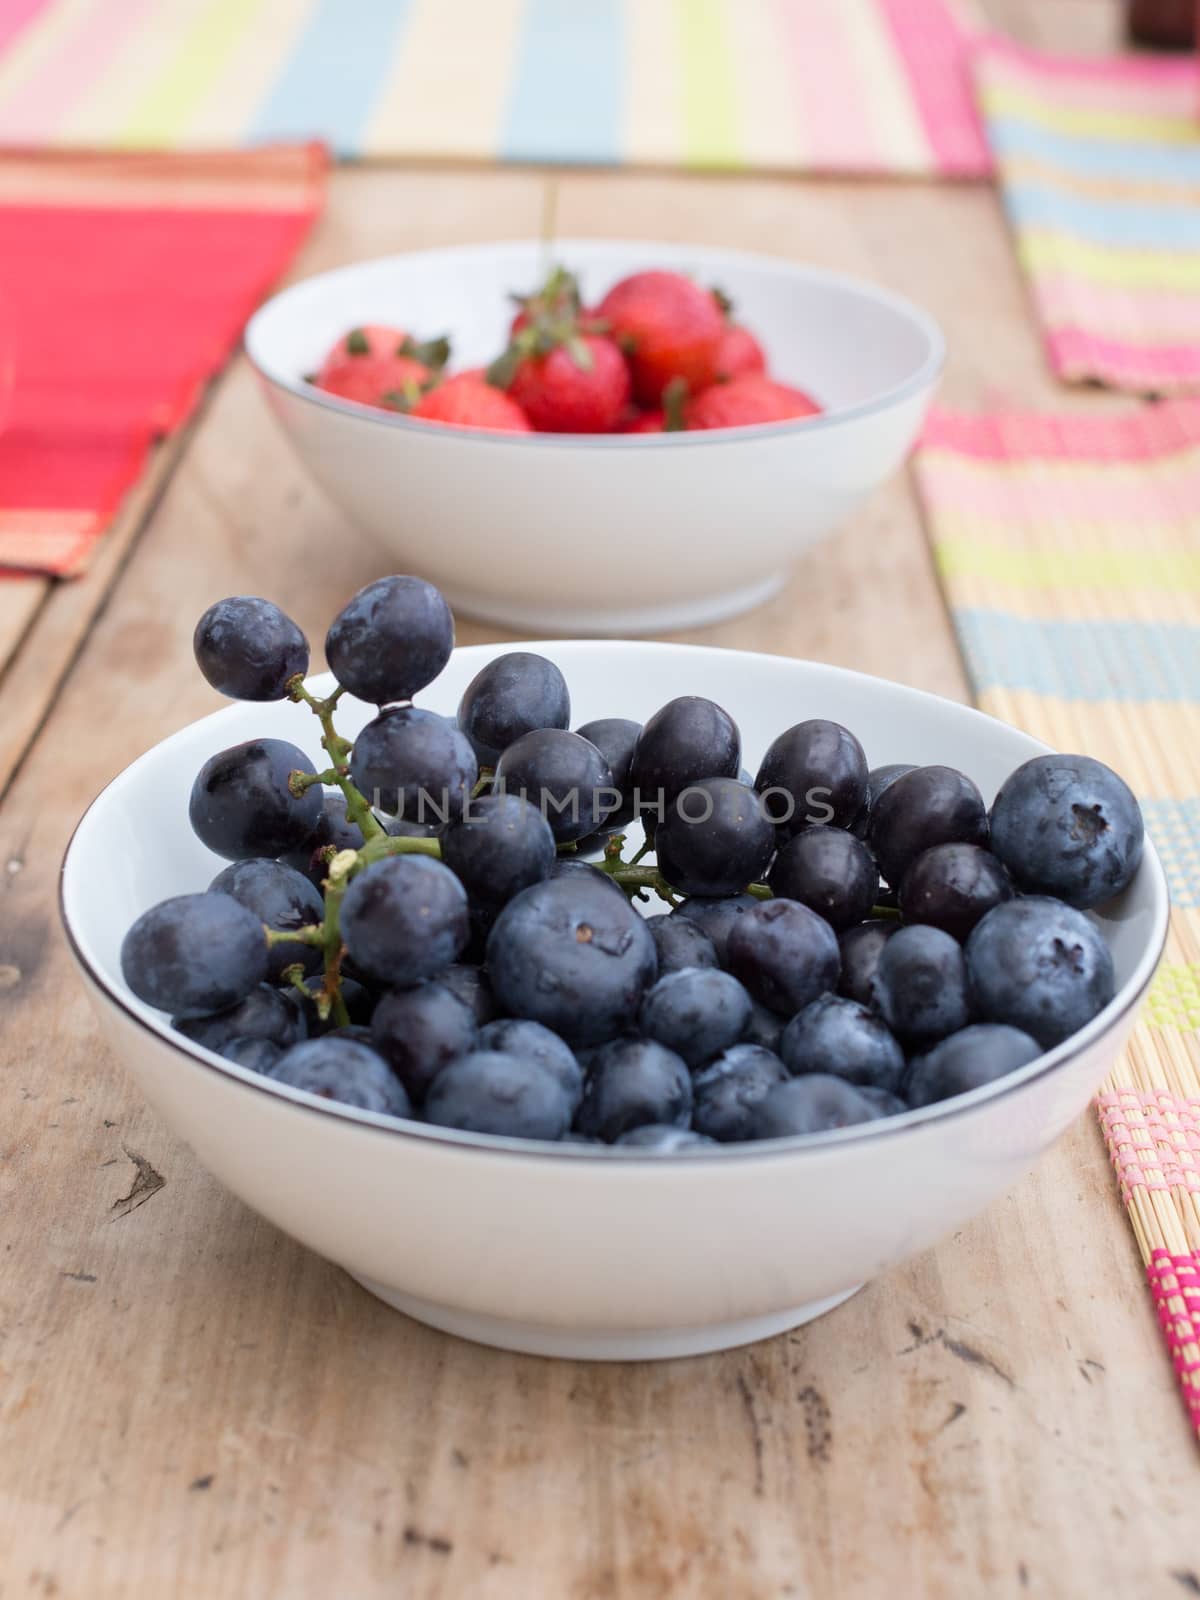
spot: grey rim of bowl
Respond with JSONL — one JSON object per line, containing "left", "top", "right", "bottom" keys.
{"left": 243, "top": 244, "right": 947, "bottom": 450}
{"left": 60, "top": 649, "right": 1169, "bottom": 1164}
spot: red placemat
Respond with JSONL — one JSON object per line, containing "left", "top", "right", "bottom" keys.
{"left": 0, "top": 144, "right": 327, "bottom": 577}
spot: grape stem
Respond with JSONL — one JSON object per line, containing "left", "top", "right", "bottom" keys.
{"left": 286, "top": 675, "right": 385, "bottom": 844}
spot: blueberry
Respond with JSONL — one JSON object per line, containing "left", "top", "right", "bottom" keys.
{"left": 458, "top": 652, "right": 571, "bottom": 765}
{"left": 494, "top": 728, "right": 615, "bottom": 845}
{"left": 851, "top": 763, "right": 917, "bottom": 838}
{"left": 325, "top": 575, "right": 454, "bottom": 705}
{"left": 741, "top": 998, "right": 785, "bottom": 1052}
{"left": 749, "top": 1075, "right": 882, "bottom": 1139}
{"left": 867, "top": 766, "right": 988, "bottom": 888}
{"left": 121, "top": 892, "right": 268, "bottom": 1018}
{"left": 647, "top": 914, "right": 718, "bottom": 975}
{"left": 767, "top": 825, "right": 878, "bottom": 931}
{"left": 193, "top": 596, "right": 309, "bottom": 701}
{"left": 780, "top": 994, "right": 905, "bottom": 1093}
{"left": 477, "top": 1018, "right": 584, "bottom": 1110}
{"left": 726, "top": 898, "right": 840, "bottom": 1017}
{"left": 754, "top": 720, "right": 867, "bottom": 837}
{"left": 437, "top": 963, "right": 497, "bottom": 1024}
{"left": 836, "top": 919, "right": 898, "bottom": 1009}
{"left": 486, "top": 876, "right": 657, "bottom": 1047}
{"left": 965, "top": 897, "right": 1115, "bottom": 1048}
{"left": 615, "top": 1125, "right": 716, "bottom": 1151}
{"left": 989, "top": 754, "right": 1144, "bottom": 910}
{"left": 270, "top": 1036, "right": 412, "bottom": 1116}
{"left": 870, "top": 924, "right": 972, "bottom": 1045}
{"left": 220, "top": 1036, "right": 283, "bottom": 1074}
{"left": 175, "top": 982, "right": 306, "bottom": 1053}
{"left": 339, "top": 855, "right": 468, "bottom": 988}
{"left": 189, "top": 739, "right": 324, "bottom": 861}
{"left": 630, "top": 697, "right": 740, "bottom": 825}
{"left": 906, "top": 1023, "right": 1042, "bottom": 1108}
{"left": 441, "top": 792, "right": 556, "bottom": 909}
{"left": 574, "top": 1038, "right": 692, "bottom": 1142}
{"left": 424, "top": 1051, "right": 572, "bottom": 1140}
{"left": 638, "top": 967, "right": 752, "bottom": 1068}
{"left": 370, "top": 981, "right": 477, "bottom": 1101}
{"left": 348, "top": 706, "right": 477, "bottom": 824}
{"left": 655, "top": 777, "right": 775, "bottom": 897}
{"left": 691, "top": 1043, "right": 787, "bottom": 1142}
{"left": 673, "top": 893, "right": 759, "bottom": 967}
{"left": 209, "top": 857, "right": 324, "bottom": 980}
{"left": 899, "top": 843, "right": 1013, "bottom": 942}
{"left": 575, "top": 717, "right": 641, "bottom": 827}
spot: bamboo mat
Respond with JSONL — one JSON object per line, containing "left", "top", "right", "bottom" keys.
{"left": 915, "top": 403, "right": 1200, "bottom": 1437}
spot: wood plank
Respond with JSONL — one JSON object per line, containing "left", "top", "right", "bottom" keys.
{"left": 0, "top": 572, "right": 47, "bottom": 679}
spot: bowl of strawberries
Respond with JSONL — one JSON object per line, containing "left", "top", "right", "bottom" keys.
{"left": 246, "top": 240, "right": 943, "bottom": 633}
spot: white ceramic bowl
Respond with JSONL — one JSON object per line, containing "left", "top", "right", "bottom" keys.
{"left": 62, "top": 643, "right": 1167, "bottom": 1360}
{"left": 246, "top": 241, "right": 944, "bottom": 634}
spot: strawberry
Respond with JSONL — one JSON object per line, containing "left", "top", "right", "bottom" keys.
{"left": 595, "top": 270, "right": 724, "bottom": 406}
{"left": 509, "top": 265, "right": 583, "bottom": 338}
{"left": 503, "top": 334, "right": 631, "bottom": 433}
{"left": 316, "top": 352, "right": 432, "bottom": 410}
{"left": 686, "top": 375, "right": 822, "bottom": 431}
{"left": 715, "top": 321, "right": 767, "bottom": 382}
{"left": 617, "top": 380, "right": 689, "bottom": 435}
{"left": 410, "top": 373, "right": 532, "bottom": 433}
{"left": 325, "top": 324, "right": 408, "bottom": 362}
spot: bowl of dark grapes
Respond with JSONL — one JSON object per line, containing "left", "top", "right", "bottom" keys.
{"left": 61, "top": 577, "right": 1168, "bottom": 1359}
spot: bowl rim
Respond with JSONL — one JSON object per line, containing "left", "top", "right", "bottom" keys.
{"left": 244, "top": 237, "right": 947, "bottom": 450}
{"left": 60, "top": 641, "right": 1170, "bottom": 1164}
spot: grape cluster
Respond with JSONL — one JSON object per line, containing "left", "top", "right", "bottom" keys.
{"left": 120, "top": 575, "right": 1145, "bottom": 1151}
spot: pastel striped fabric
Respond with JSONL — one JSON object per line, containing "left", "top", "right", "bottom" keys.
{"left": 0, "top": 0, "right": 990, "bottom": 175}
{"left": 916, "top": 404, "right": 1200, "bottom": 1435}
{"left": 974, "top": 37, "right": 1200, "bottom": 395}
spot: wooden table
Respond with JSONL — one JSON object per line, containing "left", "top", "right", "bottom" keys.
{"left": 3, "top": 6, "right": 1198, "bottom": 1595}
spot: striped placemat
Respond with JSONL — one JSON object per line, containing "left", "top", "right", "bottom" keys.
{"left": 0, "top": 0, "right": 989, "bottom": 175}
{"left": 915, "top": 403, "right": 1200, "bottom": 1437}
{"left": 974, "top": 36, "right": 1200, "bottom": 395}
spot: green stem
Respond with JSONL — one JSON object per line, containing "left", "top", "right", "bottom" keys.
{"left": 264, "top": 924, "right": 325, "bottom": 948}
{"left": 287, "top": 675, "right": 385, "bottom": 844}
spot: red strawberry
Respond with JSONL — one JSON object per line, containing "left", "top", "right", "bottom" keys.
{"left": 504, "top": 334, "right": 631, "bottom": 433}
{"left": 686, "top": 375, "right": 822, "bottom": 431}
{"left": 509, "top": 265, "right": 583, "bottom": 338}
{"left": 316, "top": 352, "right": 431, "bottom": 410}
{"left": 620, "top": 410, "right": 667, "bottom": 434}
{"left": 595, "top": 271, "right": 724, "bottom": 406}
{"left": 410, "top": 373, "right": 532, "bottom": 433}
{"left": 715, "top": 321, "right": 766, "bottom": 382}
{"left": 617, "top": 380, "right": 689, "bottom": 435}
{"left": 325, "top": 324, "right": 409, "bottom": 362}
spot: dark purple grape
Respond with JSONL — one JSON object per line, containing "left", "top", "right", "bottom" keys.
{"left": 851, "top": 763, "right": 917, "bottom": 839}
{"left": 348, "top": 706, "right": 477, "bottom": 825}
{"left": 437, "top": 963, "right": 497, "bottom": 1024}
{"left": 767, "top": 825, "right": 878, "bottom": 931}
{"left": 477, "top": 1018, "right": 583, "bottom": 1110}
{"left": 870, "top": 924, "right": 972, "bottom": 1045}
{"left": 270, "top": 1036, "right": 412, "bottom": 1116}
{"left": 121, "top": 892, "right": 268, "bottom": 1018}
{"left": 836, "top": 919, "right": 898, "bottom": 1009}
{"left": 175, "top": 982, "right": 305, "bottom": 1053}
{"left": 629, "top": 697, "right": 740, "bottom": 829}
{"left": 638, "top": 967, "right": 751, "bottom": 1068}
{"left": 754, "top": 720, "right": 867, "bottom": 837}
{"left": 279, "top": 791, "right": 365, "bottom": 889}
{"left": 370, "top": 981, "right": 477, "bottom": 1101}
{"left": 441, "top": 792, "right": 556, "bottom": 908}
{"left": 494, "top": 728, "right": 615, "bottom": 845}
{"left": 548, "top": 857, "right": 629, "bottom": 895}
{"left": 965, "top": 897, "right": 1114, "bottom": 1048}
{"left": 906, "top": 1023, "right": 1041, "bottom": 1108}
{"left": 424, "top": 1052, "right": 572, "bottom": 1140}
{"left": 209, "top": 857, "right": 323, "bottom": 980}
{"left": 339, "top": 856, "right": 468, "bottom": 988}
{"left": 457, "top": 652, "right": 570, "bottom": 764}
{"left": 193, "top": 596, "right": 309, "bottom": 701}
{"left": 691, "top": 1043, "right": 787, "bottom": 1142}
{"left": 325, "top": 575, "right": 454, "bottom": 705}
{"left": 574, "top": 1038, "right": 692, "bottom": 1142}
{"left": 989, "top": 754, "right": 1144, "bottom": 910}
{"left": 780, "top": 993, "right": 904, "bottom": 1093}
{"left": 575, "top": 717, "right": 641, "bottom": 827}
{"left": 220, "top": 1036, "right": 283, "bottom": 1074}
{"left": 726, "top": 899, "right": 840, "bottom": 1017}
{"left": 655, "top": 777, "right": 775, "bottom": 897}
{"left": 856, "top": 1085, "right": 908, "bottom": 1118}
{"left": 189, "top": 739, "right": 323, "bottom": 861}
{"left": 899, "top": 843, "right": 1013, "bottom": 942}
{"left": 749, "top": 1075, "right": 882, "bottom": 1139}
{"left": 867, "top": 765, "right": 988, "bottom": 888}
{"left": 647, "top": 914, "right": 718, "bottom": 975}
{"left": 288, "top": 973, "right": 374, "bottom": 1031}
{"left": 673, "top": 894, "right": 758, "bottom": 967}
{"left": 741, "top": 997, "right": 785, "bottom": 1053}
{"left": 486, "top": 876, "right": 657, "bottom": 1047}
{"left": 615, "top": 1125, "right": 715, "bottom": 1151}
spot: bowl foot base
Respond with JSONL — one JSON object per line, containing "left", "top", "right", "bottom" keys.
{"left": 347, "top": 1275, "right": 864, "bottom": 1360}
{"left": 437, "top": 572, "right": 789, "bottom": 637}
